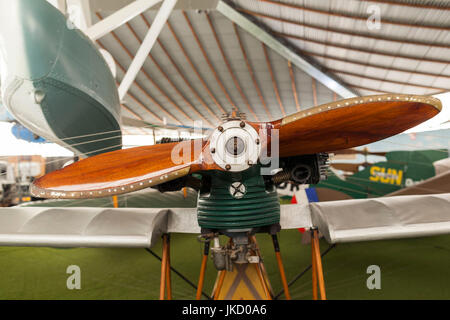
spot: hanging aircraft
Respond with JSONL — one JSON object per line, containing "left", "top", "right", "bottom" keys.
{"left": 0, "top": 0, "right": 449, "bottom": 300}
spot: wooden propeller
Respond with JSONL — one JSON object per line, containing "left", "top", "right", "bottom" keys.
{"left": 31, "top": 94, "right": 441, "bottom": 199}
{"left": 272, "top": 94, "right": 440, "bottom": 157}
{"left": 31, "top": 140, "right": 220, "bottom": 199}
{"left": 333, "top": 149, "right": 387, "bottom": 157}
{"left": 330, "top": 162, "right": 371, "bottom": 173}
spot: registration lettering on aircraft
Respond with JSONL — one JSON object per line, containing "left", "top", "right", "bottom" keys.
{"left": 369, "top": 166, "right": 403, "bottom": 185}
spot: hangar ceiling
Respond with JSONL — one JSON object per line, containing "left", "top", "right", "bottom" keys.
{"left": 78, "top": 0, "right": 450, "bottom": 130}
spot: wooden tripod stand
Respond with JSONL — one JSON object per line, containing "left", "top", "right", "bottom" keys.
{"left": 195, "top": 234, "right": 291, "bottom": 300}
{"left": 158, "top": 230, "right": 327, "bottom": 300}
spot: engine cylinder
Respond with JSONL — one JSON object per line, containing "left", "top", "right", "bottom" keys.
{"left": 197, "top": 166, "right": 280, "bottom": 230}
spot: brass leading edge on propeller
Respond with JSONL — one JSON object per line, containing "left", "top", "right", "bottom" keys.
{"left": 31, "top": 94, "right": 441, "bottom": 291}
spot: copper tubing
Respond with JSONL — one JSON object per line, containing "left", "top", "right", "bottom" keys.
{"left": 271, "top": 235, "right": 291, "bottom": 300}
{"left": 275, "top": 252, "right": 291, "bottom": 300}
{"left": 160, "top": 234, "right": 169, "bottom": 300}
{"left": 112, "top": 195, "right": 118, "bottom": 208}
{"left": 196, "top": 241, "right": 210, "bottom": 300}
{"left": 312, "top": 229, "right": 327, "bottom": 300}
{"left": 213, "top": 270, "right": 227, "bottom": 300}
{"left": 311, "top": 230, "right": 318, "bottom": 300}
{"left": 165, "top": 235, "right": 172, "bottom": 300}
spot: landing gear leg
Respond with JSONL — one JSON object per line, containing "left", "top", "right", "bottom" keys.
{"left": 271, "top": 234, "right": 291, "bottom": 300}
{"left": 159, "top": 234, "right": 172, "bottom": 300}
{"left": 196, "top": 241, "right": 210, "bottom": 300}
{"left": 311, "top": 228, "right": 326, "bottom": 300}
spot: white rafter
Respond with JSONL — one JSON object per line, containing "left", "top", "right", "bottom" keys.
{"left": 47, "top": 0, "right": 67, "bottom": 13}
{"left": 66, "top": 0, "right": 92, "bottom": 30}
{"left": 118, "top": 0, "right": 178, "bottom": 101}
{"left": 86, "top": 0, "right": 163, "bottom": 40}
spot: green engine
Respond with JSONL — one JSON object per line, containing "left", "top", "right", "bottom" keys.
{"left": 197, "top": 165, "right": 280, "bottom": 231}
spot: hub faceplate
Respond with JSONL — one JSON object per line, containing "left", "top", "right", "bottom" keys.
{"left": 209, "top": 120, "right": 261, "bottom": 172}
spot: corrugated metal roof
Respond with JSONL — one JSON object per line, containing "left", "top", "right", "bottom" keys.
{"left": 91, "top": 0, "right": 449, "bottom": 131}
{"left": 234, "top": 0, "right": 449, "bottom": 97}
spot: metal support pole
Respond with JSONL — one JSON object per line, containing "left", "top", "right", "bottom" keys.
{"left": 311, "top": 228, "right": 327, "bottom": 300}
{"left": 311, "top": 230, "right": 318, "bottom": 300}
{"left": 145, "top": 248, "right": 211, "bottom": 299}
{"left": 213, "top": 270, "right": 227, "bottom": 300}
{"left": 196, "top": 241, "right": 210, "bottom": 300}
{"left": 112, "top": 195, "right": 119, "bottom": 208}
{"left": 271, "top": 234, "right": 291, "bottom": 300}
{"left": 159, "top": 234, "right": 169, "bottom": 300}
{"left": 166, "top": 234, "right": 172, "bottom": 300}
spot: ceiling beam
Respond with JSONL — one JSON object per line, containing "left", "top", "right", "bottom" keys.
{"left": 118, "top": 0, "right": 178, "bottom": 101}
{"left": 216, "top": 0, "right": 358, "bottom": 98}
{"left": 66, "top": 0, "right": 92, "bottom": 30}
{"left": 86, "top": 0, "right": 162, "bottom": 40}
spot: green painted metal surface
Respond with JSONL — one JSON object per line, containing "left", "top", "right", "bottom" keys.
{"left": 197, "top": 166, "right": 280, "bottom": 230}
{"left": 0, "top": 0, "right": 121, "bottom": 156}
{"left": 315, "top": 149, "right": 448, "bottom": 199}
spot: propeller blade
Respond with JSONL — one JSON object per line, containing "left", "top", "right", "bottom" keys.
{"left": 274, "top": 94, "right": 441, "bottom": 157}
{"left": 330, "top": 163, "right": 365, "bottom": 173}
{"left": 333, "top": 149, "right": 387, "bottom": 157}
{"left": 31, "top": 140, "right": 208, "bottom": 199}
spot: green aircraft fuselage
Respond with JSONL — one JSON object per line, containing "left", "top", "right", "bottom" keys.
{"left": 0, "top": 0, "right": 121, "bottom": 157}
{"left": 315, "top": 149, "right": 449, "bottom": 199}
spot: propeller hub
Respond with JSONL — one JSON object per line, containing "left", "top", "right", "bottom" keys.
{"left": 209, "top": 120, "right": 261, "bottom": 172}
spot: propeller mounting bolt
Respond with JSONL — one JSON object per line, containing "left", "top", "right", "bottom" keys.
{"left": 211, "top": 148, "right": 215, "bottom": 154}
{"left": 225, "top": 164, "right": 231, "bottom": 171}
{"left": 218, "top": 126, "right": 224, "bottom": 132}
{"left": 240, "top": 121, "right": 246, "bottom": 128}
{"left": 256, "top": 139, "right": 260, "bottom": 145}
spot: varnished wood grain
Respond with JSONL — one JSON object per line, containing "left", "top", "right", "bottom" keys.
{"left": 31, "top": 139, "right": 220, "bottom": 199}
{"left": 275, "top": 94, "right": 441, "bottom": 157}
{"left": 32, "top": 94, "right": 441, "bottom": 200}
